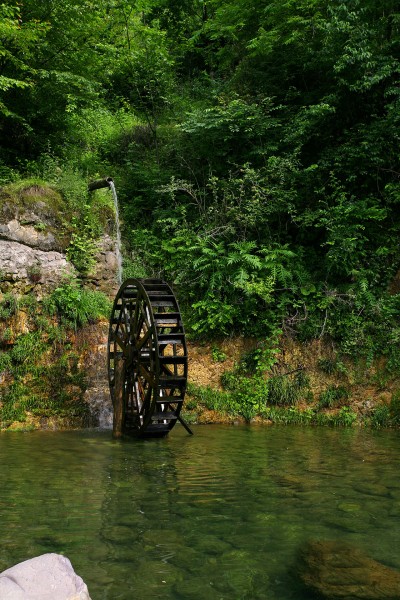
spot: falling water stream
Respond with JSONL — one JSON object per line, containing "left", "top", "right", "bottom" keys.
{"left": 108, "top": 180, "right": 123, "bottom": 286}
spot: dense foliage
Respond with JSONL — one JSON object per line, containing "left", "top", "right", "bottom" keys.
{"left": 1, "top": 0, "right": 399, "bottom": 369}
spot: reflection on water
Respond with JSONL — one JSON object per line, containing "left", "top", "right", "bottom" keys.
{"left": 0, "top": 425, "right": 399, "bottom": 599}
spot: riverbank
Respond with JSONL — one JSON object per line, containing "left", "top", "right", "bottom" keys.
{"left": 0, "top": 181, "right": 399, "bottom": 432}
{"left": 0, "top": 311, "right": 399, "bottom": 431}
{"left": 183, "top": 337, "right": 400, "bottom": 428}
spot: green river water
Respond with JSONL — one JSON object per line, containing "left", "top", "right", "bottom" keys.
{"left": 0, "top": 424, "right": 399, "bottom": 599}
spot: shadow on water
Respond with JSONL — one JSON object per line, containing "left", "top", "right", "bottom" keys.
{"left": 0, "top": 425, "right": 400, "bottom": 599}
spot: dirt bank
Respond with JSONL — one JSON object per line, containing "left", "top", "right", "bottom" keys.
{"left": 185, "top": 337, "right": 399, "bottom": 425}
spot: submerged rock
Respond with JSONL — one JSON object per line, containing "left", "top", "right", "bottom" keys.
{"left": 299, "top": 540, "right": 400, "bottom": 599}
{"left": 0, "top": 553, "right": 92, "bottom": 600}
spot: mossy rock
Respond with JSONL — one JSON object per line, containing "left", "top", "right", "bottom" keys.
{"left": 299, "top": 540, "right": 400, "bottom": 599}
{"left": 0, "top": 179, "right": 66, "bottom": 223}
{"left": 0, "top": 179, "right": 71, "bottom": 251}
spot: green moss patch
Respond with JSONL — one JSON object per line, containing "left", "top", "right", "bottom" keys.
{"left": 0, "top": 179, "right": 65, "bottom": 216}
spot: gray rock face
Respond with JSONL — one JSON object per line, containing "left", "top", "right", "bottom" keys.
{"left": 79, "top": 322, "right": 113, "bottom": 428}
{"left": 0, "top": 182, "right": 119, "bottom": 428}
{"left": 87, "top": 234, "right": 120, "bottom": 295}
{"left": 0, "top": 554, "right": 92, "bottom": 600}
{"left": 299, "top": 540, "right": 400, "bottom": 600}
{"left": 0, "top": 239, "right": 73, "bottom": 287}
{"left": 0, "top": 187, "right": 119, "bottom": 294}
{"left": 0, "top": 218, "right": 60, "bottom": 251}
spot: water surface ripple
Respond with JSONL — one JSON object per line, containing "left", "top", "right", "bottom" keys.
{"left": 0, "top": 425, "right": 399, "bottom": 599}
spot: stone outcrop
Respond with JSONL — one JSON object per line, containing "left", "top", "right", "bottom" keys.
{"left": 0, "top": 184, "right": 71, "bottom": 294}
{"left": 0, "top": 240, "right": 73, "bottom": 293}
{"left": 78, "top": 321, "right": 113, "bottom": 428}
{"left": 0, "top": 182, "right": 119, "bottom": 295}
{"left": 86, "top": 234, "right": 119, "bottom": 295}
{"left": 0, "top": 218, "right": 62, "bottom": 251}
{"left": 0, "top": 181, "right": 119, "bottom": 430}
{"left": 0, "top": 553, "right": 92, "bottom": 600}
{"left": 299, "top": 540, "right": 400, "bottom": 599}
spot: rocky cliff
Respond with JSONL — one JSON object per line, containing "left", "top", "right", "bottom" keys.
{"left": 0, "top": 181, "right": 116, "bottom": 430}
{"left": 0, "top": 182, "right": 119, "bottom": 295}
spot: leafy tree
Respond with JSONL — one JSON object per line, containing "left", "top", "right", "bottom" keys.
{"left": 0, "top": 4, "right": 48, "bottom": 152}
{"left": 0, "top": 0, "right": 399, "bottom": 355}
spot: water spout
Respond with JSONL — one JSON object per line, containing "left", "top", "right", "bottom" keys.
{"left": 88, "top": 177, "right": 123, "bottom": 285}
{"left": 88, "top": 177, "right": 113, "bottom": 192}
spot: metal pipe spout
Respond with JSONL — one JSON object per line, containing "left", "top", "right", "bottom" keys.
{"left": 88, "top": 177, "right": 114, "bottom": 191}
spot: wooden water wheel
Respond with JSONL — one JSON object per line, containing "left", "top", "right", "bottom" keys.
{"left": 107, "top": 279, "right": 191, "bottom": 437}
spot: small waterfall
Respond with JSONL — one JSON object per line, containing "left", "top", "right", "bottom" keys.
{"left": 86, "top": 177, "right": 122, "bottom": 430}
{"left": 108, "top": 180, "right": 123, "bottom": 286}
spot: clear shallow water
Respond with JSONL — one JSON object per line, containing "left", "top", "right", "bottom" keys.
{"left": 0, "top": 425, "right": 400, "bottom": 599}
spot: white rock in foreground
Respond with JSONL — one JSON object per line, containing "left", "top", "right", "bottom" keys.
{"left": 0, "top": 553, "right": 92, "bottom": 600}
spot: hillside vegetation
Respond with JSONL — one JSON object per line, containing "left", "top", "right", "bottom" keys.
{"left": 0, "top": 0, "right": 399, "bottom": 427}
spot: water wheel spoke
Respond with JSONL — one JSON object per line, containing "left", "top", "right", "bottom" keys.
{"left": 145, "top": 305, "right": 152, "bottom": 329}
{"left": 139, "top": 385, "right": 153, "bottom": 416}
{"left": 122, "top": 306, "right": 131, "bottom": 332}
{"left": 138, "top": 364, "right": 155, "bottom": 386}
{"left": 113, "top": 333, "right": 128, "bottom": 354}
{"left": 131, "top": 297, "right": 140, "bottom": 331}
{"left": 128, "top": 302, "right": 136, "bottom": 332}
{"left": 136, "top": 377, "right": 147, "bottom": 406}
{"left": 136, "top": 328, "right": 153, "bottom": 351}
{"left": 135, "top": 380, "right": 143, "bottom": 412}
{"left": 134, "top": 312, "right": 146, "bottom": 340}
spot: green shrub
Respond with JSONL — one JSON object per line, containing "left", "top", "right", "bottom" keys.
{"left": 386, "top": 342, "right": 400, "bottom": 378}
{"left": 190, "top": 296, "right": 238, "bottom": 336}
{"left": 66, "top": 216, "right": 98, "bottom": 275}
{"left": 389, "top": 391, "right": 400, "bottom": 425}
{"left": 40, "top": 353, "right": 87, "bottom": 401}
{"left": 332, "top": 406, "right": 357, "bottom": 427}
{"left": 0, "top": 351, "right": 11, "bottom": 372}
{"left": 43, "top": 276, "right": 111, "bottom": 328}
{"left": 368, "top": 394, "right": 400, "bottom": 428}
{"left": 318, "top": 385, "right": 350, "bottom": 409}
{"left": 0, "top": 293, "right": 18, "bottom": 319}
{"left": 369, "top": 404, "right": 391, "bottom": 428}
{"left": 186, "top": 383, "right": 237, "bottom": 414}
{"left": 318, "top": 357, "right": 338, "bottom": 375}
{"left": 122, "top": 256, "right": 148, "bottom": 280}
{"left": 66, "top": 232, "right": 97, "bottom": 275}
{"left": 187, "top": 375, "right": 269, "bottom": 422}
{"left": 266, "top": 407, "right": 315, "bottom": 425}
{"left": 0, "top": 382, "right": 30, "bottom": 424}
{"left": 0, "top": 327, "right": 12, "bottom": 343}
{"left": 267, "top": 370, "right": 309, "bottom": 406}
{"left": 10, "top": 332, "right": 46, "bottom": 365}
{"left": 19, "top": 294, "right": 38, "bottom": 314}
{"left": 221, "top": 371, "right": 268, "bottom": 421}
{"left": 0, "top": 347, "right": 89, "bottom": 428}
{"left": 211, "top": 346, "right": 227, "bottom": 363}
{"left": 26, "top": 264, "right": 42, "bottom": 283}
{"left": 238, "top": 338, "right": 281, "bottom": 374}
{"left": 38, "top": 156, "right": 88, "bottom": 212}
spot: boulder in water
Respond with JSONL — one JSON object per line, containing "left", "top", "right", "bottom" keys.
{"left": 299, "top": 540, "right": 400, "bottom": 599}
{"left": 0, "top": 553, "right": 92, "bottom": 600}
